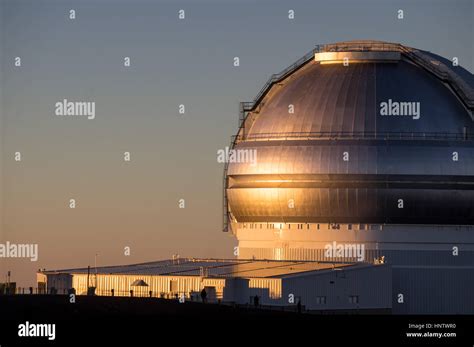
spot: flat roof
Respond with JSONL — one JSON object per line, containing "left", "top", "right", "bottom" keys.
{"left": 41, "top": 258, "right": 360, "bottom": 279}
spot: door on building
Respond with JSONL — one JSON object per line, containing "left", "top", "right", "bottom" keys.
{"left": 170, "top": 280, "right": 178, "bottom": 297}
{"left": 204, "top": 286, "right": 217, "bottom": 302}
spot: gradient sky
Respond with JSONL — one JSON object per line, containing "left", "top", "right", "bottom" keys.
{"left": 0, "top": 0, "right": 473, "bottom": 287}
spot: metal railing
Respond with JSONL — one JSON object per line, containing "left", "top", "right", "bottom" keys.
{"left": 3, "top": 287, "right": 220, "bottom": 303}
{"left": 3, "top": 287, "right": 69, "bottom": 295}
{"left": 319, "top": 39, "right": 403, "bottom": 51}
{"left": 94, "top": 289, "right": 195, "bottom": 299}
{"left": 321, "top": 40, "right": 408, "bottom": 53}
{"left": 234, "top": 131, "right": 474, "bottom": 143}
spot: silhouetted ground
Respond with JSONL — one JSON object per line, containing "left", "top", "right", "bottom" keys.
{"left": 0, "top": 295, "right": 472, "bottom": 346}
{"left": 0, "top": 294, "right": 306, "bottom": 320}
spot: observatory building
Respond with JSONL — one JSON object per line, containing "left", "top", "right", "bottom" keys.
{"left": 38, "top": 41, "right": 474, "bottom": 314}
{"left": 224, "top": 40, "right": 474, "bottom": 313}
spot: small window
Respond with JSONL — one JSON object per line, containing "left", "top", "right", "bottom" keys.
{"left": 316, "top": 296, "right": 326, "bottom": 304}
{"left": 348, "top": 295, "right": 359, "bottom": 304}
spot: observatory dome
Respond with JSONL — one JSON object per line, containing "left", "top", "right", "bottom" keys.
{"left": 225, "top": 40, "right": 474, "bottom": 226}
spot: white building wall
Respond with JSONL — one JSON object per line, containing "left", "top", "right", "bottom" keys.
{"left": 71, "top": 274, "right": 227, "bottom": 301}
{"left": 282, "top": 264, "right": 392, "bottom": 311}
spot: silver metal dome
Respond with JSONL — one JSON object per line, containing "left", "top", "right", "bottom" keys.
{"left": 225, "top": 40, "right": 474, "bottom": 227}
